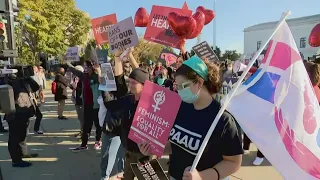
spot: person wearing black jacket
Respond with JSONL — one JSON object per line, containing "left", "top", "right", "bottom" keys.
{"left": 6, "top": 75, "right": 39, "bottom": 167}
{"left": 103, "top": 49, "right": 152, "bottom": 180}
{"left": 54, "top": 67, "right": 68, "bottom": 120}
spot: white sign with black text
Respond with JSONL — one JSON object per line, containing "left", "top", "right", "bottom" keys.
{"left": 65, "top": 46, "right": 80, "bottom": 62}
{"left": 99, "top": 63, "right": 117, "bottom": 92}
{"left": 107, "top": 17, "right": 139, "bottom": 53}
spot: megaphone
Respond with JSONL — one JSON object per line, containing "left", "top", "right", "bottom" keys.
{"left": 233, "top": 60, "right": 258, "bottom": 74}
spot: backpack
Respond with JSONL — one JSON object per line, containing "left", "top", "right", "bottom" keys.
{"left": 51, "top": 81, "right": 57, "bottom": 94}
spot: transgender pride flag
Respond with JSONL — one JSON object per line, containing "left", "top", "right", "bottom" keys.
{"left": 227, "top": 21, "right": 320, "bottom": 179}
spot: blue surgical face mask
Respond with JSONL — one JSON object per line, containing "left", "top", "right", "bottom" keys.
{"left": 157, "top": 77, "right": 166, "bottom": 86}
{"left": 177, "top": 87, "right": 200, "bottom": 104}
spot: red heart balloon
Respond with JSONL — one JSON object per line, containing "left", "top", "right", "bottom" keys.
{"left": 196, "top": 6, "right": 215, "bottom": 25}
{"left": 134, "top": 7, "right": 149, "bottom": 27}
{"left": 168, "top": 12, "right": 196, "bottom": 39}
{"left": 188, "top": 11, "right": 205, "bottom": 39}
{"left": 309, "top": 23, "right": 320, "bottom": 47}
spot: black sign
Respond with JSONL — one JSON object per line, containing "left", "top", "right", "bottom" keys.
{"left": 131, "top": 159, "right": 168, "bottom": 180}
{"left": 192, "top": 41, "right": 219, "bottom": 62}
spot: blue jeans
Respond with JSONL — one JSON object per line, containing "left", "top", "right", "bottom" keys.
{"left": 100, "top": 134, "right": 124, "bottom": 180}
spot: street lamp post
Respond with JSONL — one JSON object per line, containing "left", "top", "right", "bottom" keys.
{"left": 213, "top": 0, "right": 216, "bottom": 50}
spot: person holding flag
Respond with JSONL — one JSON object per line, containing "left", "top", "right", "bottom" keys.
{"left": 138, "top": 56, "right": 243, "bottom": 180}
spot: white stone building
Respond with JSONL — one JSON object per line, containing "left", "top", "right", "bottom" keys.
{"left": 244, "top": 14, "right": 320, "bottom": 61}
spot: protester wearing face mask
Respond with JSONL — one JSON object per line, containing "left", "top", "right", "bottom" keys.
{"left": 154, "top": 68, "right": 174, "bottom": 90}
{"left": 139, "top": 56, "right": 243, "bottom": 180}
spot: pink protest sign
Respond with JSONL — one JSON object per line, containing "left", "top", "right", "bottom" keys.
{"left": 128, "top": 81, "right": 181, "bottom": 157}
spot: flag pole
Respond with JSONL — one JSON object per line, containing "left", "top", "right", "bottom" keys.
{"left": 190, "top": 10, "right": 292, "bottom": 172}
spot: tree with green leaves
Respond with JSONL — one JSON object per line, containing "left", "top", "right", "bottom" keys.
{"left": 16, "top": 0, "right": 91, "bottom": 65}
{"left": 221, "top": 50, "right": 241, "bottom": 61}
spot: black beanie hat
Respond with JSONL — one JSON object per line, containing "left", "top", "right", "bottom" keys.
{"left": 129, "top": 68, "right": 150, "bottom": 84}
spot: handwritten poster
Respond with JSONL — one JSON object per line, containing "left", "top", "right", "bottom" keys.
{"left": 107, "top": 17, "right": 139, "bottom": 53}
{"left": 157, "top": 49, "right": 178, "bottom": 67}
{"left": 65, "top": 47, "right": 79, "bottom": 62}
{"left": 128, "top": 81, "right": 181, "bottom": 157}
{"left": 91, "top": 13, "right": 118, "bottom": 45}
{"left": 144, "top": 5, "right": 192, "bottom": 49}
{"left": 98, "top": 63, "right": 117, "bottom": 92}
{"left": 192, "top": 41, "right": 219, "bottom": 62}
{"left": 131, "top": 159, "right": 168, "bottom": 180}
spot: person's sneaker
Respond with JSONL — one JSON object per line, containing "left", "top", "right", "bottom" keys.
{"left": 253, "top": 157, "right": 264, "bottom": 166}
{"left": 12, "top": 161, "right": 32, "bottom": 167}
{"left": 244, "top": 150, "right": 250, "bottom": 154}
{"left": 0, "top": 128, "right": 8, "bottom": 133}
{"left": 74, "top": 132, "right": 82, "bottom": 138}
{"left": 58, "top": 116, "right": 68, "bottom": 120}
{"left": 34, "top": 130, "right": 44, "bottom": 135}
{"left": 22, "top": 153, "right": 39, "bottom": 158}
{"left": 72, "top": 146, "right": 88, "bottom": 152}
{"left": 93, "top": 141, "right": 101, "bottom": 150}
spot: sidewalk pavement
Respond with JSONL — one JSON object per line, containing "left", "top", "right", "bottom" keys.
{"left": 0, "top": 90, "right": 283, "bottom": 180}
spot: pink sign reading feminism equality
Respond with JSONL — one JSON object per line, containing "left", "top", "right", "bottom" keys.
{"left": 128, "top": 81, "right": 181, "bottom": 157}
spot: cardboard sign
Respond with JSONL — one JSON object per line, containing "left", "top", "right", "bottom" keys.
{"left": 91, "top": 13, "right": 118, "bottom": 45}
{"left": 144, "top": 5, "right": 192, "bottom": 49}
{"left": 131, "top": 159, "right": 168, "bottom": 180}
{"left": 99, "top": 63, "right": 117, "bottom": 92}
{"left": 65, "top": 71, "right": 73, "bottom": 85}
{"left": 96, "top": 49, "right": 109, "bottom": 64}
{"left": 192, "top": 41, "right": 219, "bottom": 62}
{"left": 65, "top": 47, "right": 79, "bottom": 62}
{"left": 128, "top": 81, "right": 181, "bottom": 157}
{"left": 157, "top": 49, "right": 178, "bottom": 67}
{"left": 107, "top": 17, "right": 139, "bottom": 53}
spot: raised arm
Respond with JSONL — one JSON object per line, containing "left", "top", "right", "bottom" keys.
{"left": 128, "top": 47, "right": 139, "bottom": 70}
{"left": 66, "top": 63, "right": 84, "bottom": 80}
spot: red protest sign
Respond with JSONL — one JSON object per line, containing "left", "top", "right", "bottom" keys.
{"left": 128, "top": 81, "right": 181, "bottom": 157}
{"left": 144, "top": 5, "right": 192, "bottom": 49}
{"left": 91, "top": 14, "right": 118, "bottom": 45}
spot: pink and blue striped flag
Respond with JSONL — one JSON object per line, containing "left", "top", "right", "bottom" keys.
{"left": 227, "top": 21, "right": 320, "bottom": 179}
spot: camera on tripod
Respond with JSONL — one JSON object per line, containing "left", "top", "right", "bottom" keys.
{"left": 0, "top": 64, "right": 34, "bottom": 114}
